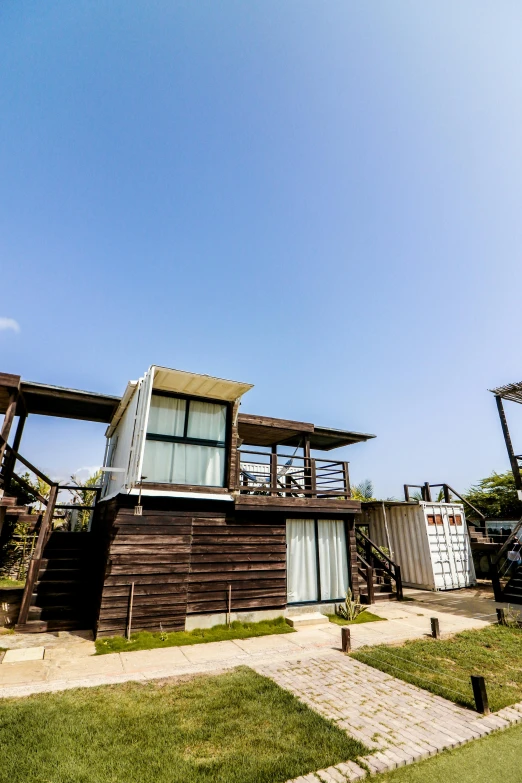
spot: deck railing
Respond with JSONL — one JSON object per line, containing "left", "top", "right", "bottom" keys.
{"left": 237, "top": 449, "right": 350, "bottom": 498}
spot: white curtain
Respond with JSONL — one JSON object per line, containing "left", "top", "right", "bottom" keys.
{"left": 318, "top": 520, "right": 349, "bottom": 601}
{"left": 187, "top": 401, "right": 227, "bottom": 441}
{"left": 142, "top": 441, "right": 225, "bottom": 486}
{"left": 286, "top": 520, "right": 318, "bottom": 603}
{"left": 147, "top": 395, "right": 186, "bottom": 436}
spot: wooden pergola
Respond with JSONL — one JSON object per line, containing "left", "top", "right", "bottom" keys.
{"left": 489, "top": 382, "right": 522, "bottom": 497}
{"left": 0, "top": 373, "right": 120, "bottom": 491}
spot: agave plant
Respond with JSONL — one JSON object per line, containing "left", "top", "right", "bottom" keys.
{"left": 335, "top": 588, "right": 368, "bottom": 621}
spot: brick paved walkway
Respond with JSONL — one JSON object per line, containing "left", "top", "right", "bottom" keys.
{"left": 252, "top": 650, "right": 522, "bottom": 781}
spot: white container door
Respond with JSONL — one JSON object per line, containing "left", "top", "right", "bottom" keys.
{"left": 425, "top": 504, "right": 473, "bottom": 590}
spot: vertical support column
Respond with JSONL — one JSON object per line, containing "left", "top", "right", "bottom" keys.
{"left": 3, "top": 402, "right": 27, "bottom": 491}
{"left": 423, "top": 482, "right": 432, "bottom": 502}
{"left": 270, "top": 445, "right": 278, "bottom": 496}
{"left": 496, "top": 395, "right": 522, "bottom": 493}
{"left": 404, "top": 485, "right": 410, "bottom": 501}
{"left": 347, "top": 517, "right": 360, "bottom": 602}
{"left": 303, "top": 435, "right": 312, "bottom": 496}
{"left": 0, "top": 388, "right": 19, "bottom": 477}
{"left": 343, "top": 462, "right": 350, "bottom": 498}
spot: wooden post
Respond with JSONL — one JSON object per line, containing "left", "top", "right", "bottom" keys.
{"left": 303, "top": 436, "right": 312, "bottom": 494}
{"left": 443, "top": 484, "right": 451, "bottom": 503}
{"left": 227, "top": 583, "right": 232, "bottom": 627}
{"left": 0, "top": 389, "right": 18, "bottom": 473}
{"left": 270, "top": 447, "right": 277, "bottom": 496}
{"left": 424, "top": 482, "right": 432, "bottom": 502}
{"left": 431, "top": 617, "right": 440, "bottom": 639}
{"left": 3, "top": 407, "right": 27, "bottom": 491}
{"left": 496, "top": 396, "right": 522, "bottom": 494}
{"left": 126, "top": 582, "right": 135, "bottom": 640}
{"left": 471, "top": 675, "right": 490, "bottom": 715}
{"left": 404, "top": 485, "right": 410, "bottom": 502}
{"left": 497, "top": 607, "right": 507, "bottom": 626}
{"left": 395, "top": 564, "right": 403, "bottom": 601}
{"left": 490, "top": 557, "right": 504, "bottom": 602}
{"left": 341, "top": 626, "right": 351, "bottom": 652}
{"left": 343, "top": 462, "right": 350, "bottom": 498}
{"left": 366, "top": 566, "right": 374, "bottom": 604}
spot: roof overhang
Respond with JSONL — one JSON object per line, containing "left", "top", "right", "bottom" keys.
{"left": 20, "top": 381, "right": 121, "bottom": 423}
{"left": 151, "top": 366, "right": 253, "bottom": 402}
{"left": 237, "top": 413, "right": 375, "bottom": 451}
{"left": 490, "top": 382, "right": 522, "bottom": 405}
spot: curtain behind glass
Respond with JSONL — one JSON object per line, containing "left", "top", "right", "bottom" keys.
{"left": 187, "top": 401, "right": 227, "bottom": 441}
{"left": 286, "top": 520, "right": 318, "bottom": 603}
{"left": 147, "top": 395, "right": 186, "bottom": 436}
{"left": 142, "top": 441, "right": 225, "bottom": 486}
{"left": 318, "top": 520, "right": 349, "bottom": 600}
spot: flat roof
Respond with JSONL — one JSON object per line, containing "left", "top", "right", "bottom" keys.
{"left": 237, "top": 413, "right": 375, "bottom": 451}
{"left": 0, "top": 377, "right": 120, "bottom": 423}
{"left": 490, "top": 382, "right": 522, "bottom": 405}
{"left": 0, "top": 373, "right": 376, "bottom": 449}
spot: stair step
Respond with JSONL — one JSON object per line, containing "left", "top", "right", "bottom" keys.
{"left": 0, "top": 496, "right": 18, "bottom": 506}
{"left": 15, "top": 620, "right": 90, "bottom": 633}
{"left": 4, "top": 506, "right": 30, "bottom": 515}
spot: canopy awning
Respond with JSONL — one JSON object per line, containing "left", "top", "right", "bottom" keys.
{"left": 490, "top": 382, "right": 522, "bottom": 405}
{"left": 237, "top": 413, "right": 375, "bottom": 451}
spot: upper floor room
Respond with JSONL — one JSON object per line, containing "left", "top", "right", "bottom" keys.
{"left": 0, "top": 366, "right": 375, "bottom": 507}
{"left": 101, "top": 365, "right": 375, "bottom": 503}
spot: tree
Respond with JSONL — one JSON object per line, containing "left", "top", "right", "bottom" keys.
{"left": 462, "top": 471, "right": 522, "bottom": 522}
{"left": 351, "top": 479, "right": 377, "bottom": 502}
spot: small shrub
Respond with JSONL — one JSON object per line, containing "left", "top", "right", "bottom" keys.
{"left": 335, "top": 589, "right": 368, "bottom": 622}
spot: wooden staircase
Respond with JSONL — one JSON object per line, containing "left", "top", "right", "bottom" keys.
{"left": 502, "top": 563, "right": 522, "bottom": 604}
{"left": 18, "top": 532, "right": 93, "bottom": 632}
{"left": 355, "top": 526, "right": 403, "bottom": 604}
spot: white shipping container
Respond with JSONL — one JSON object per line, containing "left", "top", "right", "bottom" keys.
{"left": 361, "top": 501, "right": 476, "bottom": 591}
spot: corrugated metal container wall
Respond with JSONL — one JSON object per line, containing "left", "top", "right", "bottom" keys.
{"left": 363, "top": 503, "right": 435, "bottom": 589}
{"left": 361, "top": 502, "right": 476, "bottom": 591}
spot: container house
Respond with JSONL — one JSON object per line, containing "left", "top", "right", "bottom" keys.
{"left": 1, "top": 366, "right": 407, "bottom": 636}
{"left": 361, "top": 500, "right": 476, "bottom": 591}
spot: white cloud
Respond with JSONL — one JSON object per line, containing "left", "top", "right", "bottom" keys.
{"left": 0, "top": 318, "right": 20, "bottom": 333}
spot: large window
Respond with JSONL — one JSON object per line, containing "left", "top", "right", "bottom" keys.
{"left": 286, "top": 519, "right": 349, "bottom": 603}
{"left": 142, "top": 393, "right": 228, "bottom": 487}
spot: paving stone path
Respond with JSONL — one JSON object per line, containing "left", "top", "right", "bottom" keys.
{"left": 252, "top": 650, "right": 522, "bottom": 781}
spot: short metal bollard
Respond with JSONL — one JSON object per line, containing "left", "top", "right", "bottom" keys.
{"left": 497, "top": 608, "right": 507, "bottom": 626}
{"left": 430, "top": 617, "right": 440, "bottom": 639}
{"left": 341, "top": 626, "right": 351, "bottom": 653}
{"left": 471, "top": 675, "right": 490, "bottom": 715}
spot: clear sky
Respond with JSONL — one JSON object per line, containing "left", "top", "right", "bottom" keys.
{"left": 2, "top": 1, "right": 522, "bottom": 497}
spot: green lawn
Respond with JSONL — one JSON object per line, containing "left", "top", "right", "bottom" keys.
{"left": 96, "top": 616, "right": 294, "bottom": 654}
{"left": 375, "top": 720, "right": 522, "bottom": 782}
{"left": 0, "top": 579, "right": 24, "bottom": 589}
{"left": 0, "top": 667, "right": 369, "bottom": 783}
{"left": 327, "top": 611, "right": 386, "bottom": 626}
{"left": 352, "top": 625, "right": 522, "bottom": 712}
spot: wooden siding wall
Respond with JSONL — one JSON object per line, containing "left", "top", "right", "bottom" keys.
{"left": 93, "top": 496, "right": 358, "bottom": 637}
{"left": 188, "top": 515, "right": 286, "bottom": 615}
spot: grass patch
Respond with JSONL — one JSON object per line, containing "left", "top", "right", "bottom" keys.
{"left": 0, "top": 579, "right": 24, "bottom": 589}
{"left": 374, "top": 720, "right": 522, "bottom": 782}
{"left": 328, "top": 611, "right": 386, "bottom": 626}
{"left": 352, "top": 625, "right": 522, "bottom": 711}
{"left": 96, "top": 616, "right": 294, "bottom": 654}
{"left": 0, "top": 667, "right": 370, "bottom": 783}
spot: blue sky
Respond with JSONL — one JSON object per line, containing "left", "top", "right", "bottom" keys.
{"left": 2, "top": 1, "right": 522, "bottom": 496}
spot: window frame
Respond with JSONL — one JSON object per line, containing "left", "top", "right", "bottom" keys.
{"left": 286, "top": 517, "right": 351, "bottom": 605}
{"left": 143, "top": 389, "right": 231, "bottom": 488}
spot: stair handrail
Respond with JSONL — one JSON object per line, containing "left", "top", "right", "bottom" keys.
{"left": 0, "top": 437, "right": 55, "bottom": 490}
{"left": 9, "top": 470, "right": 49, "bottom": 507}
{"left": 492, "top": 517, "right": 522, "bottom": 567}
{"left": 16, "top": 482, "right": 59, "bottom": 626}
{"left": 355, "top": 526, "right": 404, "bottom": 600}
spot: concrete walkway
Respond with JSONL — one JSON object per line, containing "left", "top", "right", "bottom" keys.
{"left": 0, "top": 600, "right": 488, "bottom": 698}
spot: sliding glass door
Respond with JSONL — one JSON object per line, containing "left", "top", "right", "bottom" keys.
{"left": 286, "top": 519, "right": 350, "bottom": 604}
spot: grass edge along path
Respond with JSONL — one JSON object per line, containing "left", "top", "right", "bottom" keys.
{"left": 0, "top": 667, "right": 371, "bottom": 783}
{"left": 96, "top": 616, "right": 294, "bottom": 654}
{"left": 328, "top": 611, "right": 386, "bottom": 626}
{"left": 351, "top": 624, "right": 522, "bottom": 712}
{"left": 373, "top": 719, "right": 522, "bottom": 782}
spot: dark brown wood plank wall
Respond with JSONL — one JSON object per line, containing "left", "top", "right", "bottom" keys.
{"left": 92, "top": 494, "right": 361, "bottom": 637}
{"left": 95, "top": 504, "right": 201, "bottom": 636}
{"left": 187, "top": 514, "right": 287, "bottom": 615}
